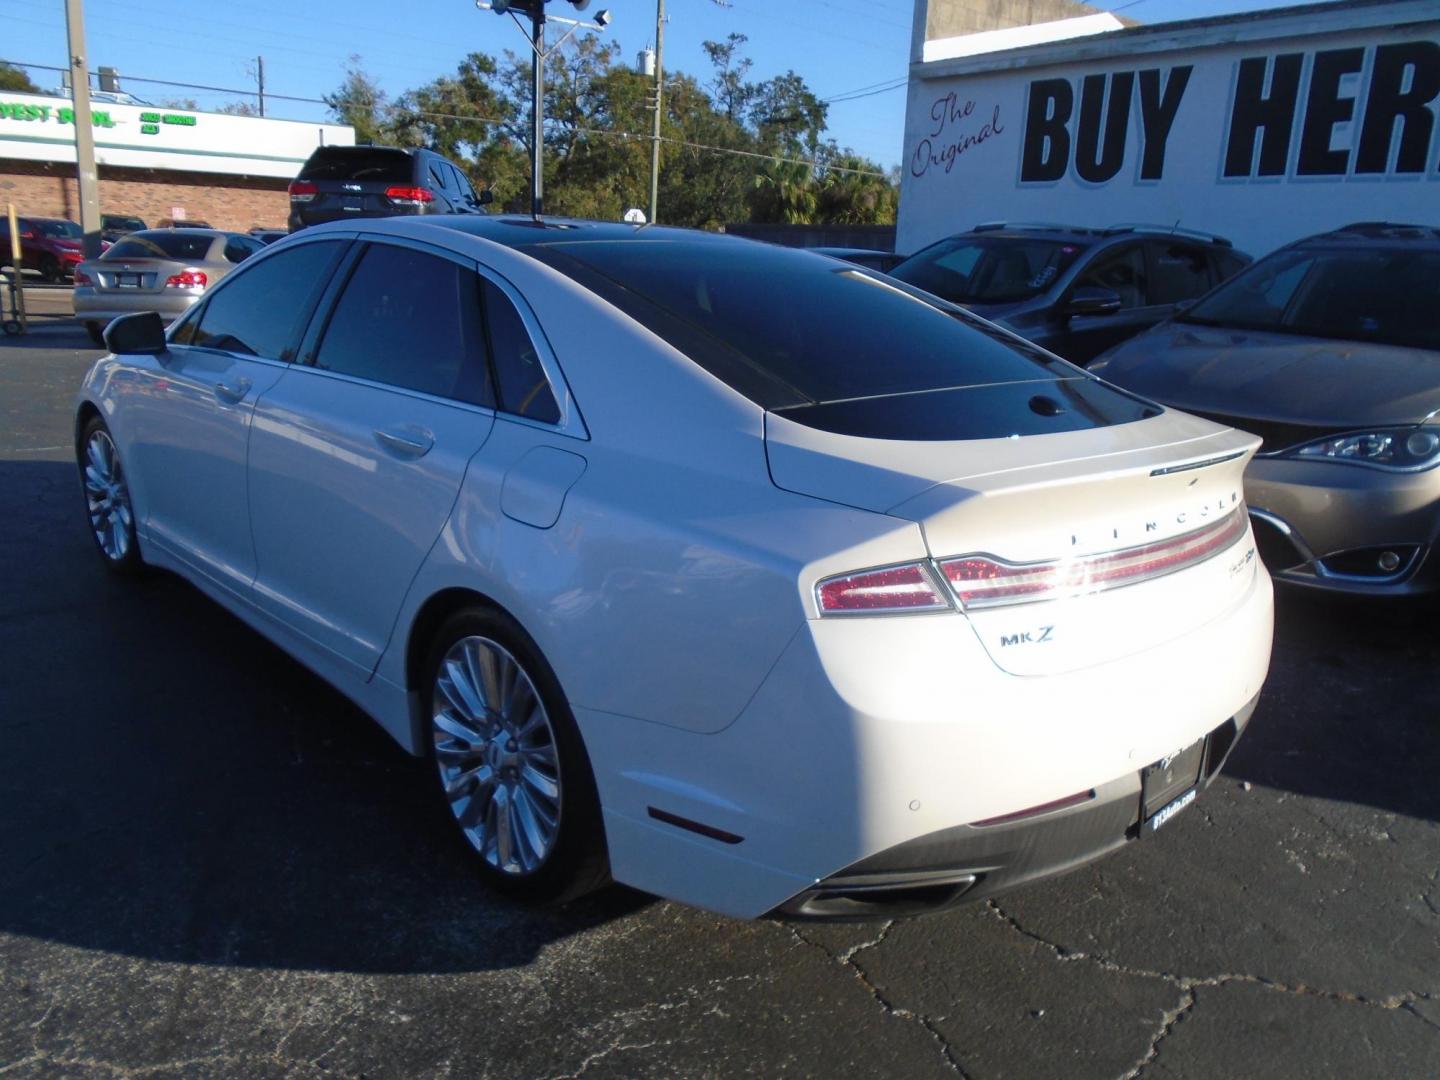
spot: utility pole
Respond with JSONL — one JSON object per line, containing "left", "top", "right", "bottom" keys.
{"left": 63, "top": 0, "right": 102, "bottom": 260}
{"left": 256, "top": 55, "right": 266, "bottom": 117}
{"left": 530, "top": 8, "right": 545, "bottom": 218}
{"left": 648, "top": 0, "right": 664, "bottom": 225}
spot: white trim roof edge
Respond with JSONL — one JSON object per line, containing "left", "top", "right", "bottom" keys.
{"left": 911, "top": 0, "right": 1440, "bottom": 81}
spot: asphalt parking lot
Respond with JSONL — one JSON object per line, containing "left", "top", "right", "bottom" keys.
{"left": 2, "top": 319, "right": 1437, "bottom": 1080}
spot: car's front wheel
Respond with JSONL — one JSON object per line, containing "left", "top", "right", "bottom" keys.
{"left": 423, "top": 608, "right": 608, "bottom": 903}
{"left": 78, "top": 415, "right": 143, "bottom": 575}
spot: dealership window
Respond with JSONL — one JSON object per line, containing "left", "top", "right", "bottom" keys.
{"left": 1074, "top": 244, "right": 1149, "bottom": 308}
{"left": 189, "top": 241, "right": 345, "bottom": 361}
{"left": 1146, "top": 242, "right": 1214, "bottom": 306}
{"left": 314, "top": 244, "right": 494, "bottom": 407}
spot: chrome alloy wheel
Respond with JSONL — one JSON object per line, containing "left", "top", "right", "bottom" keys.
{"left": 432, "top": 636, "right": 562, "bottom": 875}
{"left": 83, "top": 429, "right": 133, "bottom": 562}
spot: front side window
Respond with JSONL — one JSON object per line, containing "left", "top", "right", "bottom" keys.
{"left": 313, "top": 244, "right": 494, "bottom": 407}
{"left": 1183, "top": 247, "right": 1440, "bottom": 351}
{"left": 890, "top": 236, "right": 1089, "bottom": 304}
{"left": 1075, "top": 244, "right": 1149, "bottom": 309}
{"left": 483, "top": 281, "right": 559, "bottom": 423}
{"left": 38, "top": 220, "right": 83, "bottom": 239}
{"left": 190, "top": 240, "right": 345, "bottom": 360}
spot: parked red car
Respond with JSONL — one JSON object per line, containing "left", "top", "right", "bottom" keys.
{"left": 1, "top": 217, "right": 108, "bottom": 282}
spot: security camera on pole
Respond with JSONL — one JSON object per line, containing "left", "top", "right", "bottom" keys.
{"left": 476, "top": 0, "right": 610, "bottom": 219}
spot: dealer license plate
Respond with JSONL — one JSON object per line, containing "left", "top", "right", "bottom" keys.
{"left": 1140, "top": 737, "right": 1205, "bottom": 828}
{"left": 115, "top": 273, "right": 142, "bottom": 287}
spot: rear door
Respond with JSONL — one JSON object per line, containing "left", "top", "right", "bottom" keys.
{"left": 246, "top": 236, "right": 498, "bottom": 674}
{"left": 126, "top": 237, "right": 346, "bottom": 594}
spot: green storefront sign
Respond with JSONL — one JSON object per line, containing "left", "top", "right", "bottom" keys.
{"left": 0, "top": 101, "right": 118, "bottom": 128}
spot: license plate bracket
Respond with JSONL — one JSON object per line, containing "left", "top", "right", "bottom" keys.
{"left": 116, "top": 273, "right": 142, "bottom": 287}
{"left": 1140, "top": 737, "right": 1205, "bottom": 823}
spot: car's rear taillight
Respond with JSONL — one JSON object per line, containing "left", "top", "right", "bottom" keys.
{"left": 384, "top": 185, "right": 435, "bottom": 206}
{"left": 939, "top": 508, "right": 1248, "bottom": 611}
{"left": 816, "top": 562, "right": 951, "bottom": 615}
{"left": 73, "top": 269, "right": 92, "bottom": 286}
{"left": 288, "top": 180, "right": 318, "bottom": 202}
{"left": 165, "top": 269, "right": 208, "bottom": 289}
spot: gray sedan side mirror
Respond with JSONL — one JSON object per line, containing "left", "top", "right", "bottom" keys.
{"left": 1065, "top": 286, "right": 1123, "bottom": 318}
{"left": 103, "top": 311, "right": 167, "bottom": 355}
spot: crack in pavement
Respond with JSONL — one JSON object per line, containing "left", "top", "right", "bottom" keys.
{"left": 986, "top": 900, "right": 1440, "bottom": 1079}
{"left": 787, "top": 923, "right": 974, "bottom": 1078}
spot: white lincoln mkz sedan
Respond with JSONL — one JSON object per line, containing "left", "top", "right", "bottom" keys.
{"left": 76, "top": 217, "right": 1273, "bottom": 919}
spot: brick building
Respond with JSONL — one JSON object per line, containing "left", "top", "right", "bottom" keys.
{"left": 0, "top": 92, "right": 352, "bottom": 233}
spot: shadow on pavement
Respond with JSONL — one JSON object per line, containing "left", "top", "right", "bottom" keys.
{"left": 1222, "top": 585, "right": 1440, "bottom": 823}
{"left": 0, "top": 459, "right": 652, "bottom": 977}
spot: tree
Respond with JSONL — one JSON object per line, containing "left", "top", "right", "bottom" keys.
{"left": 217, "top": 101, "right": 261, "bottom": 117}
{"left": 0, "top": 63, "right": 40, "bottom": 93}
{"left": 701, "top": 33, "right": 754, "bottom": 124}
{"left": 816, "top": 155, "right": 898, "bottom": 225}
{"left": 751, "top": 159, "right": 819, "bottom": 225}
{"left": 156, "top": 96, "right": 200, "bottom": 110}
{"left": 324, "top": 57, "right": 393, "bottom": 144}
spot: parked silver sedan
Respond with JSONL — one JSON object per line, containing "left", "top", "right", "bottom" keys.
{"left": 74, "top": 229, "right": 266, "bottom": 346}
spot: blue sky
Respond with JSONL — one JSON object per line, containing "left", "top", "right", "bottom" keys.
{"left": 6, "top": 0, "right": 1337, "bottom": 169}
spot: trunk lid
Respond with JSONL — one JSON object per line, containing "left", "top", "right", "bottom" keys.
{"left": 767, "top": 405, "right": 1262, "bottom": 676}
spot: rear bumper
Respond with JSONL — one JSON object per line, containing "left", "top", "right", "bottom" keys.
{"left": 1245, "top": 457, "right": 1440, "bottom": 596}
{"left": 776, "top": 703, "right": 1252, "bottom": 919}
{"left": 73, "top": 290, "right": 199, "bottom": 324}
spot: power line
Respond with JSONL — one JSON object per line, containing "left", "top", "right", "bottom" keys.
{"left": 1, "top": 58, "right": 889, "bottom": 178}
{"left": 825, "top": 78, "right": 907, "bottom": 104}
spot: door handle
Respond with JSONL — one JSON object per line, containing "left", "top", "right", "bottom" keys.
{"left": 373, "top": 427, "right": 434, "bottom": 460}
{"left": 214, "top": 377, "right": 251, "bottom": 404}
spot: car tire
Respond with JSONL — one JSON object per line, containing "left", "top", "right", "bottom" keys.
{"left": 77, "top": 415, "right": 144, "bottom": 576}
{"left": 423, "top": 607, "right": 609, "bottom": 904}
{"left": 85, "top": 321, "right": 106, "bottom": 347}
{"left": 40, "top": 255, "right": 64, "bottom": 284}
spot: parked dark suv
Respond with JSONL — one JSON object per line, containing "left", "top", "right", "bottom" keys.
{"left": 287, "top": 146, "right": 492, "bottom": 231}
{"left": 889, "top": 223, "right": 1251, "bottom": 366}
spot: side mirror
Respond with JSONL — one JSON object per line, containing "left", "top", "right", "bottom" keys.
{"left": 103, "top": 311, "right": 167, "bottom": 355}
{"left": 1065, "top": 285, "right": 1123, "bottom": 318}
{"left": 477, "top": 188, "right": 495, "bottom": 206}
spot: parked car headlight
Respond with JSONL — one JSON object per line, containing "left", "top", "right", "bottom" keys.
{"left": 1287, "top": 427, "right": 1440, "bottom": 471}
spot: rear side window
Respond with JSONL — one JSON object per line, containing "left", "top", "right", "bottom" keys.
{"left": 1075, "top": 244, "right": 1149, "bottom": 309}
{"left": 298, "top": 146, "right": 414, "bottom": 184}
{"left": 1146, "top": 242, "right": 1214, "bottom": 305}
{"left": 105, "top": 233, "right": 213, "bottom": 261}
{"left": 223, "top": 237, "right": 261, "bottom": 263}
{"left": 190, "top": 241, "right": 345, "bottom": 360}
{"left": 314, "top": 244, "right": 494, "bottom": 407}
{"left": 483, "top": 281, "right": 559, "bottom": 423}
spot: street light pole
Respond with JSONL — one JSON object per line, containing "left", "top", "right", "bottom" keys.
{"left": 530, "top": 7, "right": 545, "bottom": 218}
{"left": 648, "top": 0, "right": 663, "bottom": 224}
{"left": 63, "top": 0, "right": 102, "bottom": 260}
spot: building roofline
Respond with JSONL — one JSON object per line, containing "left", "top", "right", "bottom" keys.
{"left": 912, "top": 0, "right": 1440, "bottom": 81}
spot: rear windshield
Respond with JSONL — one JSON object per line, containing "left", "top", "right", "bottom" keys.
{"left": 298, "top": 146, "right": 414, "bottom": 183}
{"left": 104, "top": 216, "right": 146, "bottom": 231}
{"left": 1182, "top": 246, "right": 1440, "bottom": 352}
{"left": 527, "top": 240, "right": 1070, "bottom": 408}
{"left": 890, "top": 236, "right": 1089, "bottom": 305}
{"left": 104, "top": 233, "right": 214, "bottom": 261}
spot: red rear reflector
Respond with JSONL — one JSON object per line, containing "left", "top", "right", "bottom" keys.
{"left": 817, "top": 563, "right": 950, "bottom": 615}
{"left": 940, "top": 507, "right": 1248, "bottom": 610}
{"left": 384, "top": 185, "right": 434, "bottom": 204}
{"left": 288, "top": 180, "right": 317, "bottom": 202}
{"left": 73, "top": 269, "right": 92, "bottom": 286}
{"left": 164, "top": 269, "right": 207, "bottom": 289}
{"left": 972, "top": 789, "right": 1095, "bottom": 827}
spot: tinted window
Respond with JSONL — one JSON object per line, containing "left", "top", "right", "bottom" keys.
{"left": 429, "top": 161, "right": 455, "bottom": 194}
{"left": 298, "top": 146, "right": 414, "bottom": 183}
{"left": 314, "top": 244, "right": 493, "bottom": 406}
{"left": 105, "top": 233, "right": 214, "bottom": 261}
{"left": 1075, "top": 244, "right": 1148, "bottom": 309}
{"left": 1146, "top": 242, "right": 1213, "bottom": 305}
{"left": 891, "top": 236, "right": 1089, "bottom": 304}
{"left": 451, "top": 165, "right": 478, "bottom": 205}
{"left": 103, "top": 216, "right": 146, "bottom": 231}
{"left": 529, "top": 241, "right": 1068, "bottom": 408}
{"left": 223, "top": 237, "right": 261, "bottom": 263}
{"left": 36, "top": 220, "right": 83, "bottom": 239}
{"left": 483, "top": 281, "right": 558, "bottom": 423}
{"left": 191, "top": 241, "right": 344, "bottom": 360}
{"left": 1184, "top": 247, "right": 1440, "bottom": 351}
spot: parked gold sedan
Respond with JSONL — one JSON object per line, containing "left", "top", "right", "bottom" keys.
{"left": 73, "top": 229, "right": 265, "bottom": 346}
{"left": 1092, "top": 223, "right": 1440, "bottom": 596}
